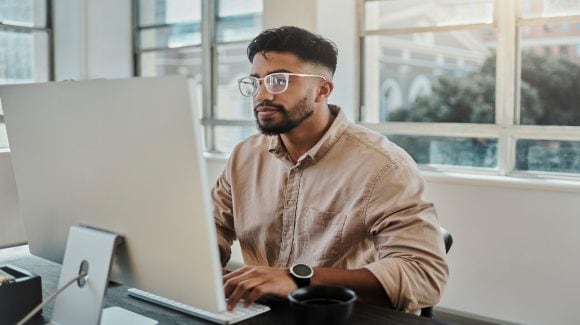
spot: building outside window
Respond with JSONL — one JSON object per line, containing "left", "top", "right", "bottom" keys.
{"left": 360, "top": 0, "right": 580, "bottom": 178}
{"left": 0, "top": 0, "right": 52, "bottom": 149}
{"left": 134, "top": 0, "right": 262, "bottom": 153}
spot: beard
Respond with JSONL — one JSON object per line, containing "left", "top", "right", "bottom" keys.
{"left": 254, "top": 97, "right": 314, "bottom": 135}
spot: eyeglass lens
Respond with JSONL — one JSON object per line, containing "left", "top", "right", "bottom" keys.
{"left": 266, "top": 74, "right": 288, "bottom": 93}
{"left": 239, "top": 73, "right": 289, "bottom": 97}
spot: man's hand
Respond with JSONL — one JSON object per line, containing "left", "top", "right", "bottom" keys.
{"left": 222, "top": 265, "right": 297, "bottom": 311}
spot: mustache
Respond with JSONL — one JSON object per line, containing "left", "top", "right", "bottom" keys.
{"left": 254, "top": 101, "right": 285, "bottom": 112}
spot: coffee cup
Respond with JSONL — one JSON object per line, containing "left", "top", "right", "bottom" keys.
{"left": 288, "top": 285, "right": 356, "bottom": 325}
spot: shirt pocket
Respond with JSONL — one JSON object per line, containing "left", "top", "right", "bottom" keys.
{"left": 298, "top": 207, "right": 347, "bottom": 262}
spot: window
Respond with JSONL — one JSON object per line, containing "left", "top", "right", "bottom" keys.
{"left": 0, "top": 0, "right": 53, "bottom": 149}
{"left": 560, "top": 22, "right": 571, "bottom": 31}
{"left": 134, "top": 0, "right": 262, "bottom": 153}
{"left": 360, "top": 0, "right": 580, "bottom": 178}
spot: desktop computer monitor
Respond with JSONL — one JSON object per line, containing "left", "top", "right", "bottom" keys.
{"left": 0, "top": 76, "right": 226, "bottom": 315}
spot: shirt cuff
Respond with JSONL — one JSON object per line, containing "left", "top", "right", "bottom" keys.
{"left": 364, "top": 260, "right": 421, "bottom": 314}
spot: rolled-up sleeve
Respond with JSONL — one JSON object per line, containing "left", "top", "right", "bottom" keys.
{"left": 211, "top": 160, "right": 237, "bottom": 267}
{"left": 363, "top": 160, "right": 449, "bottom": 313}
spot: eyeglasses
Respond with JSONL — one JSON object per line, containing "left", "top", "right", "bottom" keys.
{"left": 237, "top": 72, "right": 326, "bottom": 97}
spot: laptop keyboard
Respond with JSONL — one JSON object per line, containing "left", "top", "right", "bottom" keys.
{"left": 127, "top": 288, "right": 271, "bottom": 324}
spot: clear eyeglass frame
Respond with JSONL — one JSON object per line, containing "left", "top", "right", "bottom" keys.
{"left": 237, "top": 72, "right": 326, "bottom": 97}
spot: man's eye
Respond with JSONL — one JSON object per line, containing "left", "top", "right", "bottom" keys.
{"left": 273, "top": 78, "right": 286, "bottom": 85}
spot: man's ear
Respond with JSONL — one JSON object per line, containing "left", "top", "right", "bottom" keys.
{"left": 315, "top": 80, "right": 334, "bottom": 102}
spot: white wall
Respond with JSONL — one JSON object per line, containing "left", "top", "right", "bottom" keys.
{"left": 1, "top": 0, "right": 579, "bottom": 324}
{"left": 423, "top": 175, "right": 580, "bottom": 325}
{"left": 263, "top": 0, "right": 316, "bottom": 31}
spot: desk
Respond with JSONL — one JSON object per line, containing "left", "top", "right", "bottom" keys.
{"left": 1, "top": 246, "right": 453, "bottom": 325}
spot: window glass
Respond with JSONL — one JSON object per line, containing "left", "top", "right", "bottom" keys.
{"left": 362, "top": 30, "right": 495, "bottom": 123}
{"left": 139, "top": 22, "right": 202, "bottom": 49}
{"left": 216, "top": 0, "right": 262, "bottom": 42}
{"left": 0, "top": 103, "right": 6, "bottom": 148}
{"left": 139, "top": 47, "right": 202, "bottom": 77}
{"left": 0, "top": 30, "right": 50, "bottom": 84}
{"left": 521, "top": 0, "right": 580, "bottom": 18}
{"left": 387, "top": 134, "right": 498, "bottom": 168}
{"left": 138, "top": 0, "right": 201, "bottom": 26}
{"left": 516, "top": 139, "right": 580, "bottom": 174}
{"left": 519, "top": 24, "right": 580, "bottom": 126}
{"left": 139, "top": 49, "right": 203, "bottom": 119}
{"left": 215, "top": 43, "right": 254, "bottom": 120}
{"left": 0, "top": 0, "right": 47, "bottom": 27}
{"left": 0, "top": 122, "right": 7, "bottom": 149}
{"left": 214, "top": 0, "right": 262, "bottom": 124}
{"left": 364, "top": 0, "right": 492, "bottom": 31}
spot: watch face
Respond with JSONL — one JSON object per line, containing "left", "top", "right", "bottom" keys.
{"left": 292, "top": 264, "right": 312, "bottom": 277}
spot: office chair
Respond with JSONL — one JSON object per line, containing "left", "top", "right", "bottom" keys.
{"left": 420, "top": 226, "right": 453, "bottom": 318}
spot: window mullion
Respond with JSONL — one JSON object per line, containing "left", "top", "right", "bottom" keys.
{"left": 202, "top": 0, "right": 216, "bottom": 151}
{"left": 47, "top": 0, "right": 54, "bottom": 81}
{"left": 131, "top": 0, "right": 139, "bottom": 76}
{"left": 494, "top": 0, "right": 518, "bottom": 176}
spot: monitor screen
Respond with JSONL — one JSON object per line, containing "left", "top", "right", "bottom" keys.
{"left": 0, "top": 76, "right": 226, "bottom": 313}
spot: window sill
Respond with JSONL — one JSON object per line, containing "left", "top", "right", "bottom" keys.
{"left": 422, "top": 170, "right": 580, "bottom": 193}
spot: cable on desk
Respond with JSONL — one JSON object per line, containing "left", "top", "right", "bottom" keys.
{"left": 16, "top": 271, "right": 88, "bottom": 325}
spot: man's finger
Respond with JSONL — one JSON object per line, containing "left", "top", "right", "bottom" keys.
{"left": 226, "top": 278, "right": 264, "bottom": 311}
{"left": 244, "top": 284, "right": 267, "bottom": 307}
{"left": 223, "top": 268, "right": 255, "bottom": 295}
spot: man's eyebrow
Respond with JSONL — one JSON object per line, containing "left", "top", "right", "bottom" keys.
{"left": 249, "top": 69, "right": 292, "bottom": 78}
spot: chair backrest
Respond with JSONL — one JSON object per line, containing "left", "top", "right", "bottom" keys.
{"left": 420, "top": 226, "right": 453, "bottom": 318}
{"left": 440, "top": 226, "right": 453, "bottom": 254}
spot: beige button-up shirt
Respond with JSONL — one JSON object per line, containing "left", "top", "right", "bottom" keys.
{"left": 212, "top": 105, "right": 448, "bottom": 313}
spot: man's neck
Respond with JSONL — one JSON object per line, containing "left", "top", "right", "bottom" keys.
{"left": 280, "top": 105, "right": 335, "bottom": 164}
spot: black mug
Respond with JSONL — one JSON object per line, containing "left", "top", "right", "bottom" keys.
{"left": 288, "top": 285, "right": 357, "bottom": 325}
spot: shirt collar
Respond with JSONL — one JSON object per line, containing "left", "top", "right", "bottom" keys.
{"left": 267, "top": 105, "right": 350, "bottom": 165}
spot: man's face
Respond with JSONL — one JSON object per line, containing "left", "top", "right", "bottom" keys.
{"left": 250, "top": 52, "right": 320, "bottom": 135}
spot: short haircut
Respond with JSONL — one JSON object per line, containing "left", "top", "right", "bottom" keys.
{"left": 247, "top": 26, "right": 338, "bottom": 75}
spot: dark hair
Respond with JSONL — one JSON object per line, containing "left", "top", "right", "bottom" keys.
{"left": 247, "top": 26, "right": 338, "bottom": 75}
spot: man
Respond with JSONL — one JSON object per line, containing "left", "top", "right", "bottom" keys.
{"left": 212, "top": 26, "right": 448, "bottom": 314}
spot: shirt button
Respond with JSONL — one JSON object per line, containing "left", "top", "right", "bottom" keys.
{"left": 286, "top": 200, "right": 295, "bottom": 206}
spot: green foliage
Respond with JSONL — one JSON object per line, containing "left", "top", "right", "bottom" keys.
{"left": 520, "top": 52, "right": 580, "bottom": 125}
{"left": 389, "top": 52, "right": 580, "bottom": 126}
{"left": 390, "top": 72, "right": 495, "bottom": 123}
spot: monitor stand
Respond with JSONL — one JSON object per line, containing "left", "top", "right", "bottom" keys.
{"left": 51, "top": 225, "right": 157, "bottom": 325}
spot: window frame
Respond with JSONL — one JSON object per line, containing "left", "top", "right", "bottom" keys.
{"left": 357, "top": 0, "right": 580, "bottom": 180}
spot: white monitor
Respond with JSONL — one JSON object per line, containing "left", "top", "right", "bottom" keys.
{"left": 0, "top": 76, "right": 226, "bottom": 314}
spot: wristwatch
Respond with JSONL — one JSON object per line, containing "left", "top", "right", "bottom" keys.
{"left": 289, "top": 263, "right": 314, "bottom": 288}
